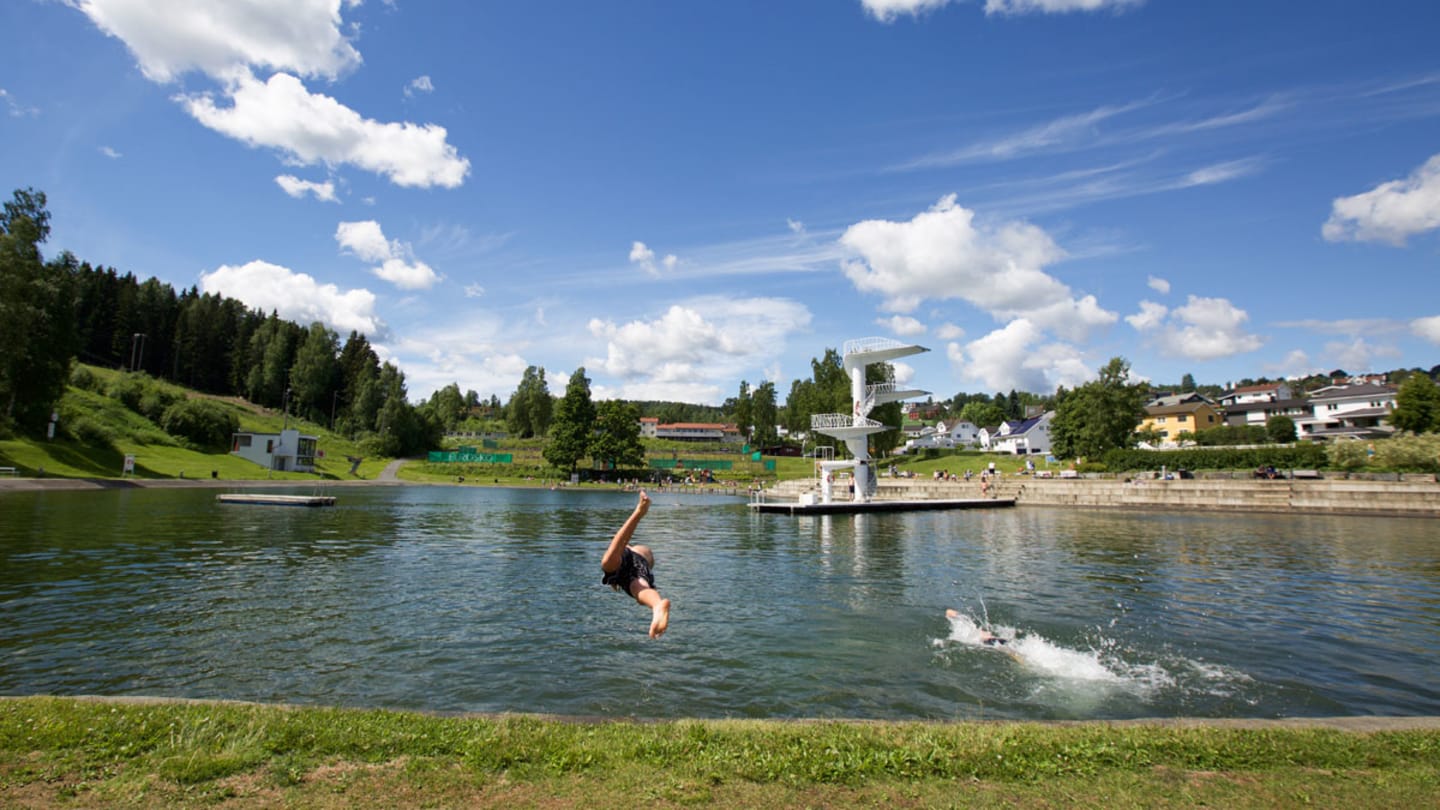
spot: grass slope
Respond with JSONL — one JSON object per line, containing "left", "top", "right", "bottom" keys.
{"left": 2, "top": 698, "right": 1437, "bottom": 808}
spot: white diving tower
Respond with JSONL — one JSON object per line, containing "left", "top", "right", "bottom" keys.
{"left": 810, "top": 337, "right": 929, "bottom": 504}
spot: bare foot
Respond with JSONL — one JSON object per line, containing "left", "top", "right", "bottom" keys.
{"left": 945, "top": 608, "right": 960, "bottom": 619}
{"left": 649, "top": 598, "right": 670, "bottom": 638}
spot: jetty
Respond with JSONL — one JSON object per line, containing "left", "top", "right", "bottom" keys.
{"left": 216, "top": 493, "right": 336, "bottom": 507}
{"left": 750, "top": 496, "right": 1014, "bottom": 515}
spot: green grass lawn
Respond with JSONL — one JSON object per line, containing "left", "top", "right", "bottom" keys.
{"left": 3, "top": 697, "right": 1436, "bottom": 808}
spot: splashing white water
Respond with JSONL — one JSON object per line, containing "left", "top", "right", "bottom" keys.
{"left": 935, "top": 609, "right": 1254, "bottom": 704}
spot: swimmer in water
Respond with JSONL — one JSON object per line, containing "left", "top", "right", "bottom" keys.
{"left": 602, "top": 491, "right": 670, "bottom": 638}
{"left": 946, "top": 608, "right": 1010, "bottom": 646}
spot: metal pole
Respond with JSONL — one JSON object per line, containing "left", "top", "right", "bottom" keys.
{"left": 283, "top": 387, "right": 291, "bottom": 430}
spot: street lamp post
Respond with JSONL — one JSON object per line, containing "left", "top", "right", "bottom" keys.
{"left": 129, "top": 333, "right": 147, "bottom": 372}
{"left": 283, "top": 387, "right": 291, "bottom": 431}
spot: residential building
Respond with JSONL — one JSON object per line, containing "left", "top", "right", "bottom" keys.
{"left": 1218, "top": 382, "right": 1293, "bottom": 407}
{"left": 230, "top": 428, "right": 318, "bottom": 472}
{"left": 638, "top": 418, "right": 742, "bottom": 443}
{"left": 990, "top": 411, "right": 1054, "bottom": 455}
{"left": 1292, "top": 383, "right": 1397, "bottom": 441}
{"left": 1138, "top": 394, "right": 1222, "bottom": 444}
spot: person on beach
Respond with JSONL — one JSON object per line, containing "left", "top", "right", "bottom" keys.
{"left": 602, "top": 491, "right": 670, "bottom": 638}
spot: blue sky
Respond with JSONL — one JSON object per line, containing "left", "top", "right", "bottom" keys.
{"left": 3, "top": 0, "right": 1439, "bottom": 405}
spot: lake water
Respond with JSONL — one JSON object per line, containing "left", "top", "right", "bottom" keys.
{"left": 2, "top": 485, "right": 1437, "bottom": 721}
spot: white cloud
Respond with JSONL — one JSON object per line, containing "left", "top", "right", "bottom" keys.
{"left": 877, "top": 315, "right": 927, "bottom": 336}
{"left": 181, "top": 71, "right": 470, "bottom": 189}
{"left": 1125, "top": 300, "right": 1168, "bottom": 331}
{"left": 275, "top": 174, "right": 337, "bottom": 202}
{"left": 1, "top": 88, "right": 40, "bottom": 117}
{"left": 405, "top": 75, "right": 434, "bottom": 97}
{"left": 1146, "top": 275, "right": 1170, "bottom": 294}
{"left": 199, "top": 259, "right": 383, "bottom": 337}
{"left": 70, "top": 0, "right": 362, "bottom": 83}
{"left": 787, "top": 218, "right": 806, "bottom": 235}
{"left": 1413, "top": 315, "right": 1440, "bottom": 344}
{"left": 958, "top": 318, "right": 1093, "bottom": 393}
{"left": 628, "top": 240, "right": 678, "bottom": 276}
{"left": 99, "top": 145, "right": 122, "bottom": 159}
{"left": 1325, "top": 337, "right": 1400, "bottom": 373}
{"left": 984, "top": 0, "right": 1145, "bottom": 15}
{"left": 839, "top": 194, "right": 1116, "bottom": 339}
{"left": 1323, "top": 154, "right": 1440, "bottom": 245}
{"left": 464, "top": 283, "right": 485, "bottom": 299}
{"left": 1267, "top": 349, "right": 1315, "bottom": 380}
{"left": 861, "top": 0, "right": 957, "bottom": 22}
{"left": 1129, "top": 294, "right": 1264, "bottom": 361}
{"left": 586, "top": 297, "right": 813, "bottom": 403}
{"left": 336, "top": 220, "right": 442, "bottom": 290}
{"left": 383, "top": 316, "right": 529, "bottom": 402}
{"left": 936, "top": 322, "right": 965, "bottom": 340}
{"left": 1182, "top": 158, "right": 1263, "bottom": 187}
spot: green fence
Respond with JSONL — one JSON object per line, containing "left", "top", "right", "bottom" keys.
{"left": 428, "top": 451, "right": 514, "bottom": 464}
{"left": 648, "top": 459, "right": 734, "bottom": 471}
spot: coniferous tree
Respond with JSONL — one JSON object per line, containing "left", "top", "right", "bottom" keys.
{"left": 544, "top": 367, "right": 596, "bottom": 473}
{"left": 0, "top": 189, "right": 78, "bottom": 433}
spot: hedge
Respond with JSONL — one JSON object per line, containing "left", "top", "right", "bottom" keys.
{"left": 1101, "top": 443, "right": 1328, "bottom": 472}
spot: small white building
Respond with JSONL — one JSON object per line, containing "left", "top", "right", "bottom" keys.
{"left": 989, "top": 411, "right": 1055, "bottom": 455}
{"left": 231, "top": 429, "right": 319, "bottom": 472}
{"left": 1218, "top": 382, "right": 1293, "bottom": 407}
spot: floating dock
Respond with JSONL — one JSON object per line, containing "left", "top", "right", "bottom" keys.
{"left": 216, "top": 493, "right": 336, "bottom": 507}
{"left": 749, "top": 497, "right": 1014, "bottom": 515}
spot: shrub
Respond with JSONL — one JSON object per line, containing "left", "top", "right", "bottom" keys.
{"left": 109, "top": 373, "right": 183, "bottom": 421}
{"left": 1102, "top": 444, "right": 1327, "bottom": 472}
{"left": 69, "top": 365, "right": 100, "bottom": 392}
{"left": 65, "top": 415, "right": 116, "bottom": 447}
{"left": 159, "top": 399, "right": 239, "bottom": 450}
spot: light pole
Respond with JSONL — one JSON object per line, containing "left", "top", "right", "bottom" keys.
{"left": 283, "top": 387, "right": 291, "bottom": 430}
{"left": 331, "top": 391, "right": 341, "bottom": 431}
{"left": 129, "top": 333, "right": 147, "bottom": 372}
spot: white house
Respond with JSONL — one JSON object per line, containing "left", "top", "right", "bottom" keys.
{"left": 1292, "top": 383, "right": 1396, "bottom": 440}
{"left": 1218, "top": 382, "right": 1293, "bottom": 407}
{"left": 638, "top": 418, "right": 742, "bottom": 443}
{"left": 989, "top": 411, "right": 1054, "bottom": 455}
{"left": 231, "top": 429, "right": 319, "bottom": 472}
{"left": 938, "top": 419, "right": 981, "bottom": 447}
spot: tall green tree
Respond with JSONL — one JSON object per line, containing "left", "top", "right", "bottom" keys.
{"left": 1180, "top": 373, "right": 1197, "bottom": 393}
{"left": 1266, "top": 415, "right": 1297, "bottom": 444}
{"left": 1049, "top": 357, "right": 1149, "bottom": 460}
{"left": 288, "top": 322, "right": 340, "bottom": 424}
{"left": 0, "top": 188, "right": 78, "bottom": 432}
{"left": 591, "top": 400, "right": 645, "bottom": 470}
{"left": 751, "top": 380, "right": 779, "bottom": 445}
{"left": 544, "top": 367, "right": 596, "bottom": 473}
{"left": 959, "top": 401, "right": 1006, "bottom": 428}
{"left": 1391, "top": 372, "right": 1440, "bottom": 433}
{"left": 506, "top": 365, "right": 552, "bottom": 439}
{"left": 731, "top": 380, "right": 754, "bottom": 444}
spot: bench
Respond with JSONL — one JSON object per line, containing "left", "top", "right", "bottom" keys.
{"left": 1059, "top": 469, "right": 1080, "bottom": 479}
{"left": 0, "top": 466, "right": 17, "bottom": 476}
{"left": 1292, "top": 469, "right": 1322, "bottom": 480}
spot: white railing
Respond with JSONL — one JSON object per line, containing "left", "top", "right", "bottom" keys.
{"left": 811, "top": 413, "right": 882, "bottom": 430}
{"left": 843, "top": 336, "right": 907, "bottom": 357}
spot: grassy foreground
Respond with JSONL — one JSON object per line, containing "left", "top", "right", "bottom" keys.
{"left": 2, "top": 698, "right": 1436, "bottom": 808}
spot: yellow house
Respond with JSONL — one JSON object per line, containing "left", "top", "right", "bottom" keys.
{"left": 1137, "top": 394, "right": 1222, "bottom": 443}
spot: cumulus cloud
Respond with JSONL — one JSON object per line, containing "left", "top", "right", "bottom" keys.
{"left": 787, "top": 218, "right": 806, "bottom": 235}
{"left": 382, "top": 316, "right": 527, "bottom": 402}
{"left": 464, "top": 283, "right": 485, "bottom": 299}
{"left": 1146, "top": 275, "right": 1170, "bottom": 294}
{"left": 1323, "top": 154, "right": 1440, "bottom": 245}
{"left": 586, "top": 296, "right": 813, "bottom": 403}
{"left": 862, "top": 0, "right": 1143, "bottom": 22}
{"left": 958, "top": 319, "right": 1093, "bottom": 393}
{"left": 839, "top": 194, "right": 1116, "bottom": 339}
{"left": 1129, "top": 294, "right": 1264, "bottom": 361}
{"left": 275, "top": 174, "right": 337, "bottom": 202}
{"left": 629, "top": 241, "right": 678, "bottom": 276}
{"left": 405, "top": 75, "right": 434, "bottom": 98}
{"left": 1413, "top": 315, "right": 1440, "bottom": 344}
{"left": 336, "top": 220, "right": 442, "bottom": 290}
{"left": 70, "top": 0, "right": 362, "bottom": 83}
{"left": 199, "top": 259, "right": 383, "bottom": 337}
{"left": 936, "top": 322, "right": 965, "bottom": 340}
{"left": 877, "top": 315, "right": 927, "bottom": 336}
{"left": 181, "top": 72, "right": 469, "bottom": 188}
{"left": 984, "top": 0, "right": 1145, "bottom": 14}
{"left": 1326, "top": 337, "right": 1400, "bottom": 372}
{"left": 99, "top": 146, "right": 122, "bottom": 159}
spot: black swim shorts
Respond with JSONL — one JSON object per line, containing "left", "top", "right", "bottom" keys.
{"left": 602, "top": 547, "right": 655, "bottom": 595}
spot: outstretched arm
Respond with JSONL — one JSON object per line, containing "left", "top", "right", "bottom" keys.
{"left": 601, "top": 490, "right": 650, "bottom": 573}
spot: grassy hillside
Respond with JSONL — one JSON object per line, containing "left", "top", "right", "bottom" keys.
{"left": 0, "top": 366, "right": 390, "bottom": 481}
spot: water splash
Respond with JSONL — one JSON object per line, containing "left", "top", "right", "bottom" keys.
{"left": 936, "top": 609, "right": 1252, "bottom": 704}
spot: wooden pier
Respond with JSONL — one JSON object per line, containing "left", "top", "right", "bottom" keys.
{"left": 748, "top": 497, "right": 1014, "bottom": 515}
{"left": 216, "top": 493, "right": 336, "bottom": 507}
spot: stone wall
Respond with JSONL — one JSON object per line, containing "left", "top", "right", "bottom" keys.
{"left": 765, "top": 474, "right": 1440, "bottom": 517}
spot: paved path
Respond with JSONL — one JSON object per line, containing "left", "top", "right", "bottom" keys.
{"left": 377, "top": 458, "right": 407, "bottom": 481}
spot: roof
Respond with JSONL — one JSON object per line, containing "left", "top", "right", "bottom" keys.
{"left": 1220, "top": 398, "right": 1309, "bottom": 414}
{"left": 1146, "top": 401, "right": 1219, "bottom": 416}
{"left": 1147, "top": 392, "right": 1214, "bottom": 409}
{"left": 1308, "top": 383, "right": 1396, "bottom": 400}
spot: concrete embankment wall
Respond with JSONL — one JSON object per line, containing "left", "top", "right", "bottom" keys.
{"left": 769, "top": 475, "right": 1440, "bottom": 517}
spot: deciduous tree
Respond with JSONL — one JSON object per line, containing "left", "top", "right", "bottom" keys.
{"left": 1050, "top": 357, "right": 1148, "bottom": 460}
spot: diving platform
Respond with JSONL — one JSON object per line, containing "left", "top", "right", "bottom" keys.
{"left": 749, "top": 497, "right": 1015, "bottom": 515}
{"left": 217, "top": 493, "right": 336, "bottom": 507}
